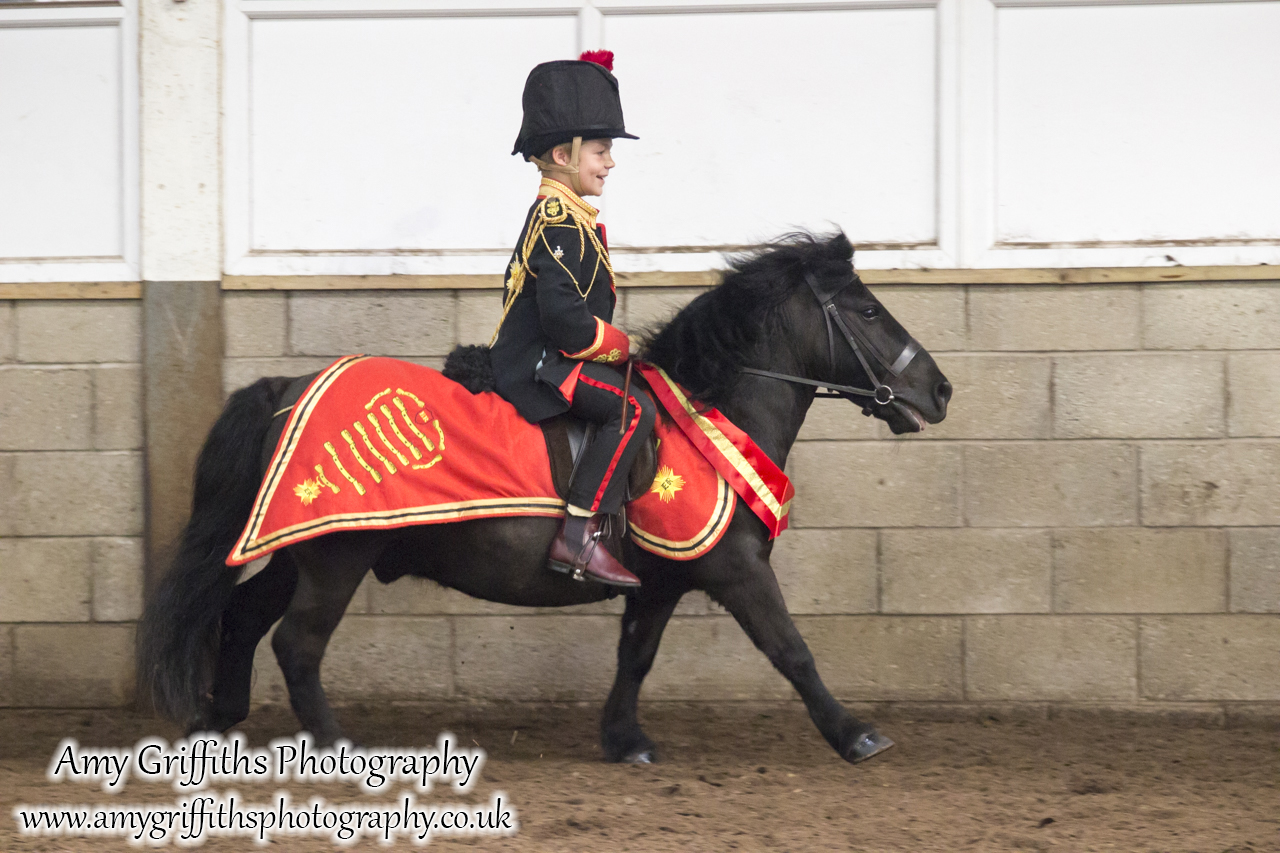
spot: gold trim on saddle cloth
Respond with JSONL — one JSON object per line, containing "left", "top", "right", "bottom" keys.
{"left": 232, "top": 497, "right": 566, "bottom": 565}
{"left": 628, "top": 472, "right": 736, "bottom": 560}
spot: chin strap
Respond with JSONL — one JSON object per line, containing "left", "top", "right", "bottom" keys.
{"left": 529, "top": 136, "right": 584, "bottom": 195}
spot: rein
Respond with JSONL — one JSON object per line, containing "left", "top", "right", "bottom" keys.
{"left": 740, "top": 272, "right": 920, "bottom": 407}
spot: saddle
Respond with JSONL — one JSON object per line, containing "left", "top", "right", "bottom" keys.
{"left": 540, "top": 412, "right": 658, "bottom": 504}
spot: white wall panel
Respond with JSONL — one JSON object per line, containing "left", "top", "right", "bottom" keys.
{"left": 995, "top": 1, "right": 1280, "bottom": 247}
{"left": 0, "top": 24, "right": 123, "bottom": 260}
{"left": 246, "top": 15, "right": 577, "bottom": 254}
{"left": 223, "top": 0, "right": 1280, "bottom": 274}
{"left": 602, "top": 6, "right": 939, "bottom": 250}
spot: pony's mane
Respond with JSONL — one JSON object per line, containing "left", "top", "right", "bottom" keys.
{"left": 641, "top": 231, "right": 855, "bottom": 408}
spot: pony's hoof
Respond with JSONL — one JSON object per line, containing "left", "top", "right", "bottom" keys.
{"left": 185, "top": 711, "right": 226, "bottom": 736}
{"left": 846, "top": 730, "right": 895, "bottom": 764}
{"left": 602, "top": 729, "right": 656, "bottom": 764}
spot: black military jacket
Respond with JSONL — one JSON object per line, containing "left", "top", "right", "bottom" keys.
{"left": 490, "top": 179, "right": 630, "bottom": 422}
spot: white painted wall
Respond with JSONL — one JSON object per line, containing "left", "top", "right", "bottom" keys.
{"left": 0, "top": 25, "right": 122, "bottom": 259}
{"left": 139, "top": 0, "right": 222, "bottom": 281}
{"left": 0, "top": 2, "right": 138, "bottom": 282}
{"left": 0, "top": 0, "right": 1277, "bottom": 282}
{"left": 223, "top": 0, "right": 1280, "bottom": 275}
{"left": 235, "top": 13, "right": 578, "bottom": 258}
{"left": 994, "top": 1, "right": 1280, "bottom": 247}
{"left": 601, "top": 6, "right": 939, "bottom": 250}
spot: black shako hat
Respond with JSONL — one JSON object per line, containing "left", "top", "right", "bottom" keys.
{"left": 512, "top": 52, "right": 639, "bottom": 159}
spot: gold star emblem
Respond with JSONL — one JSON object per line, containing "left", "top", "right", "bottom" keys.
{"left": 650, "top": 466, "right": 685, "bottom": 503}
{"left": 294, "top": 478, "right": 322, "bottom": 506}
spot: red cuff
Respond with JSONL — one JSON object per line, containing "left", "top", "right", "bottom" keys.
{"left": 561, "top": 317, "right": 629, "bottom": 364}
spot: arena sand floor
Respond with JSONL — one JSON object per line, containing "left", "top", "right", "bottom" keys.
{"left": 2, "top": 702, "right": 1277, "bottom": 852}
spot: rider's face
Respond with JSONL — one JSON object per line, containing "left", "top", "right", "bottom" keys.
{"left": 560, "top": 139, "right": 614, "bottom": 197}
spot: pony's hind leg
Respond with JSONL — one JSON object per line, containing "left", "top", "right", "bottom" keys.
{"left": 271, "top": 535, "right": 373, "bottom": 745}
{"left": 600, "top": 585, "right": 683, "bottom": 763}
{"left": 191, "top": 551, "right": 299, "bottom": 733}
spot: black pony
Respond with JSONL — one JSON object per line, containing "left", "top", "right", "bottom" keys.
{"left": 137, "top": 232, "right": 951, "bottom": 765}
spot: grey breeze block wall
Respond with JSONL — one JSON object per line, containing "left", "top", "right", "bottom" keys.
{"left": 222, "top": 282, "right": 1280, "bottom": 717}
{"left": 6, "top": 284, "right": 1279, "bottom": 714}
{"left": 0, "top": 299, "right": 143, "bottom": 707}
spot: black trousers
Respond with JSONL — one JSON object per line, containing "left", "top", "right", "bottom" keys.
{"left": 564, "top": 361, "right": 658, "bottom": 515}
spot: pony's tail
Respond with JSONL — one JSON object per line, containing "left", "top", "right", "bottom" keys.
{"left": 136, "top": 377, "right": 282, "bottom": 726}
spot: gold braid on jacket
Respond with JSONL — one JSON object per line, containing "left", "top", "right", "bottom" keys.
{"left": 488, "top": 203, "right": 613, "bottom": 347}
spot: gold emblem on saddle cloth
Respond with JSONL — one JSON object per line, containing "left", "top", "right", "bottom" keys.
{"left": 294, "top": 386, "right": 446, "bottom": 504}
{"left": 650, "top": 465, "right": 686, "bottom": 503}
{"left": 294, "top": 479, "right": 322, "bottom": 506}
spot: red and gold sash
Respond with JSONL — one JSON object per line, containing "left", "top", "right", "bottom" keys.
{"left": 636, "top": 364, "right": 794, "bottom": 539}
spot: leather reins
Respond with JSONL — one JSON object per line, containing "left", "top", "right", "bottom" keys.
{"left": 741, "top": 272, "right": 921, "bottom": 407}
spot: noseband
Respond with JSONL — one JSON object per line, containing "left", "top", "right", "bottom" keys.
{"left": 741, "top": 272, "right": 920, "bottom": 407}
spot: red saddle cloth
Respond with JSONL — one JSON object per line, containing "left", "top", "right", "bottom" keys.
{"left": 228, "top": 356, "right": 561, "bottom": 565}
{"left": 626, "top": 414, "right": 737, "bottom": 560}
{"left": 228, "top": 356, "right": 787, "bottom": 566}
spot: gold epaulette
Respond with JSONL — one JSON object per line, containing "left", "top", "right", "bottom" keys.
{"left": 540, "top": 196, "right": 568, "bottom": 224}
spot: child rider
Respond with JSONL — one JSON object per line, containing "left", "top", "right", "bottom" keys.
{"left": 489, "top": 52, "right": 657, "bottom": 588}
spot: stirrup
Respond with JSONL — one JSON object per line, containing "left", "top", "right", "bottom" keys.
{"left": 569, "top": 519, "right": 610, "bottom": 581}
{"left": 549, "top": 513, "right": 616, "bottom": 580}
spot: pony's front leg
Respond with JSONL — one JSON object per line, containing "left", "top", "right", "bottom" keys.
{"left": 600, "top": 585, "right": 683, "bottom": 763}
{"left": 271, "top": 536, "right": 372, "bottom": 746}
{"left": 711, "top": 566, "right": 894, "bottom": 764}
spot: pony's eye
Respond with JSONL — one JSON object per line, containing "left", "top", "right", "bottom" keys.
{"left": 860, "top": 305, "right": 881, "bottom": 320}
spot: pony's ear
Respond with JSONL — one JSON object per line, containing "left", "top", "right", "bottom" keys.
{"left": 827, "top": 231, "right": 854, "bottom": 261}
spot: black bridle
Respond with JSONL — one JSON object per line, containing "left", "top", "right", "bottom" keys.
{"left": 741, "top": 271, "right": 920, "bottom": 407}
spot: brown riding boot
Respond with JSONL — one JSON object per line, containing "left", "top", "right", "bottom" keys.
{"left": 548, "top": 513, "right": 641, "bottom": 587}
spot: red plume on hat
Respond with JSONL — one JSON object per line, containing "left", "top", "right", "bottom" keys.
{"left": 579, "top": 50, "right": 614, "bottom": 71}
